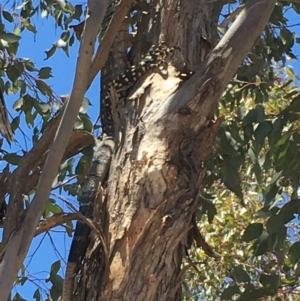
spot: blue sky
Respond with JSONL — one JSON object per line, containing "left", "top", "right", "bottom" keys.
{"left": 2, "top": 2, "right": 300, "bottom": 301}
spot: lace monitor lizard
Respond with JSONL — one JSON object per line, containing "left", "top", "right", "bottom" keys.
{"left": 62, "top": 1, "right": 120, "bottom": 300}
{"left": 63, "top": 7, "right": 174, "bottom": 301}
{"left": 62, "top": 136, "right": 114, "bottom": 301}
{"left": 101, "top": 42, "right": 174, "bottom": 137}
{"left": 63, "top": 45, "right": 173, "bottom": 300}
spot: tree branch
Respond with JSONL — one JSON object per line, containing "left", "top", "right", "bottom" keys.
{"left": 219, "top": 4, "right": 244, "bottom": 29}
{"left": 4, "top": 120, "right": 94, "bottom": 243}
{"left": 35, "top": 213, "right": 78, "bottom": 236}
{"left": 0, "top": 0, "right": 109, "bottom": 298}
{"left": 151, "top": 0, "right": 276, "bottom": 123}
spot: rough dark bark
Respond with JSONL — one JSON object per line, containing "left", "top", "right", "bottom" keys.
{"left": 74, "top": 0, "right": 277, "bottom": 300}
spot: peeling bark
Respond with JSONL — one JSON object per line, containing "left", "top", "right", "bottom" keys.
{"left": 75, "top": 0, "right": 277, "bottom": 300}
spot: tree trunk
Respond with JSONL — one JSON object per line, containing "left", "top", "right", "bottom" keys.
{"left": 74, "top": 0, "right": 276, "bottom": 300}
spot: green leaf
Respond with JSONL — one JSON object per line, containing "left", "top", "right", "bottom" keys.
{"left": 19, "top": 276, "right": 27, "bottom": 285}
{"left": 73, "top": 4, "right": 83, "bottom": 20}
{"left": 255, "top": 105, "right": 266, "bottom": 122}
{"left": 215, "top": 127, "right": 237, "bottom": 155}
{"left": 264, "top": 182, "right": 281, "bottom": 207}
{"left": 6, "top": 65, "right": 22, "bottom": 83}
{"left": 254, "top": 120, "right": 272, "bottom": 145}
{"left": 33, "top": 289, "right": 41, "bottom": 301}
{"left": 243, "top": 124, "right": 253, "bottom": 141}
{"left": 38, "top": 67, "right": 53, "bottom": 79}
{"left": 239, "top": 287, "right": 265, "bottom": 301}
{"left": 242, "top": 105, "right": 265, "bottom": 126}
{"left": 289, "top": 241, "right": 300, "bottom": 264}
{"left": 12, "top": 293, "right": 27, "bottom": 301}
{"left": 279, "top": 28, "right": 293, "bottom": 45}
{"left": 75, "top": 156, "right": 87, "bottom": 175}
{"left": 278, "top": 199, "right": 300, "bottom": 223}
{"left": 266, "top": 215, "right": 284, "bottom": 235}
{"left": 66, "top": 220, "right": 74, "bottom": 237}
{"left": 49, "top": 273, "right": 63, "bottom": 289}
{"left": 241, "top": 223, "right": 263, "bottom": 242}
{"left": 253, "top": 233, "right": 269, "bottom": 256}
{"left": 13, "top": 97, "right": 24, "bottom": 111}
{"left": 38, "top": 103, "right": 51, "bottom": 114}
{"left": 254, "top": 86, "right": 265, "bottom": 103}
{"left": 45, "top": 45, "right": 57, "bottom": 60}
{"left": 2, "top": 11, "right": 14, "bottom": 22}
{"left": 35, "top": 79, "right": 52, "bottom": 96}
{"left": 50, "top": 260, "right": 61, "bottom": 274}
{"left": 197, "top": 197, "right": 217, "bottom": 224}
{"left": 62, "top": 44, "right": 69, "bottom": 57}
{"left": 11, "top": 116, "right": 20, "bottom": 132}
{"left": 220, "top": 157, "right": 243, "bottom": 202}
{"left": 243, "top": 109, "right": 258, "bottom": 126}
{"left": 283, "top": 94, "right": 300, "bottom": 113}
{"left": 50, "top": 283, "right": 62, "bottom": 301}
{"left": 24, "top": 59, "right": 39, "bottom": 72}
{"left": 283, "top": 90, "right": 299, "bottom": 100}
{"left": 259, "top": 273, "right": 280, "bottom": 296}
{"left": 269, "top": 117, "right": 284, "bottom": 147}
{"left": 66, "top": 158, "right": 75, "bottom": 174}
{"left": 45, "top": 198, "right": 63, "bottom": 215}
{"left": 268, "top": 228, "right": 286, "bottom": 251}
{"left": 69, "top": 34, "right": 75, "bottom": 46}
{"left": 3, "top": 153, "right": 22, "bottom": 165}
{"left": 21, "top": 19, "right": 37, "bottom": 33}
{"left": 25, "top": 110, "right": 36, "bottom": 126}
{"left": 55, "top": 39, "right": 67, "bottom": 48}
{"left": 74, "top": 119, "right": 83, "bottom": 129}
{"left": 221, "top": 285, "right": 240, "bottom": 300}
{"left": 232, "top": 266, "right": 250, "bottom": 283}
{"left": 48, "top": 202, "right": 63, "bottom": 214}
{"left": 79, "top": 97, "right": 91, "bottom": 113}
{"left": 33, "top": 288, "right": 41, "bottom": 301}
{"left": 63, "top": 184, "right": 78, "bottom": 197}
{"left": 0, "top": 32, "right": 21, "bottom": 43}
{"left": 282, "top": 275, "right": 298, "bottom": 286}
{"left": 78, "top": 113, "right": 93, "bottom": 132}
{"left": 275, "top": 133, "right": 289, "bottom": 148}
{"left": 56, "top": 0, "right": 66, "bottom": 10}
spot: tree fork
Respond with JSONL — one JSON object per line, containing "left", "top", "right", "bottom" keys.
{"left": 78, "top": 0, "right": 276, "bottom": 300}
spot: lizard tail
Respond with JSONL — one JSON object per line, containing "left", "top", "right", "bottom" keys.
{"left": 63, "top": 262, "right": 77, "bottom": 301}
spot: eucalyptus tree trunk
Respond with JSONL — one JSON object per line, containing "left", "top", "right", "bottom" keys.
{"left": 75, "top": 0, "right": 276, "bottom": 300}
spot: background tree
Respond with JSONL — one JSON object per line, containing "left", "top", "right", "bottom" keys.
{"left": 0, "top": 0, "right": 300, "bottom": 300}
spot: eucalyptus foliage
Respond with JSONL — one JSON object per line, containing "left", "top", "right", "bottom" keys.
{"left": 1, "top": 1, "right": 300, "bottom": 300}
